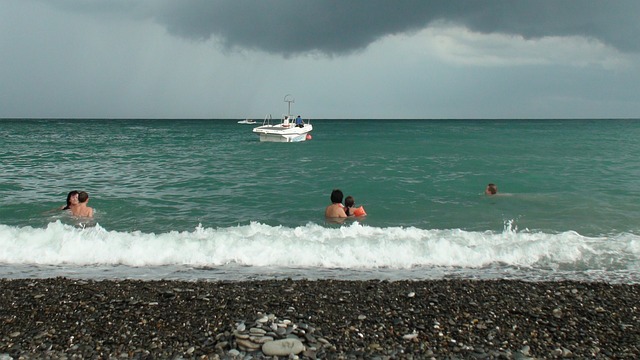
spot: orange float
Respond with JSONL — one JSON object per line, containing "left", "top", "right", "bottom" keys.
{"left": 353, "top": 206, "right": 367, "bottom": 217}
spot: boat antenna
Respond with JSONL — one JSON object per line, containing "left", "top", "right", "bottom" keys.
{"left": 284, "top": 94, "right": 295, "bottom": 117}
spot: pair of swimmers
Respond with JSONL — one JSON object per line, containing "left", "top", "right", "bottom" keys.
{"left": 62, "top": 190, "right": 94, "bottom": 218}
{"left": 325, "top": 189, "right": 366, "bottom": 218}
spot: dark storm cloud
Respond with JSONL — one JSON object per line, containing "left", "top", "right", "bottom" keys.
{"left": 150, "top": 0, "right": 640, "bottom": 55}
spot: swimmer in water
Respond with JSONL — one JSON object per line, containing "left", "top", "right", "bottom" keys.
{"left": 325, "top": 189, "right": 347, "bottom": 218}
{"left": 70, "top": 191, "right": 94, "bottom": 218}
{"left": 62, "top": 190, "right": 79, "bottom": 210}
{"left": 344, "top": 195, "right": 367, "bottom": 217}
{"left": 485, "top": 183, "right": 498, "bottom": 195}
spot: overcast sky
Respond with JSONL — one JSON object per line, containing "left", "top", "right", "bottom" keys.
{"left": 1, "top": 0, "right": 639, "bottom": 119}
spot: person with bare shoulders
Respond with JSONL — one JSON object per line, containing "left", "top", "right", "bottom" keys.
{"left": 70, "top": 191, "right": 94, "bottom": 218}
{"left": 325, "top": 189, "right": 347, "bottom": 218}
{"left": 485, "top": 183, "right": 498, "bottom": 195}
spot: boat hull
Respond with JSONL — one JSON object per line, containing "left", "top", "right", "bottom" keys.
{"left": 253, "top": 124, "right": 313, "bottom": 142}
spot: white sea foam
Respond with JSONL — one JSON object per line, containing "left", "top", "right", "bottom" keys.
{"left": 0, "top": 221, "right": 637, "bottom": 276}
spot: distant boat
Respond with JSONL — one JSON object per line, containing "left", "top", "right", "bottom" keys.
{"left": 252, "top": 95, "right": 313, "bottom": 143}
{"left": 238, "top": 119, "right": 256, "bottom": 124}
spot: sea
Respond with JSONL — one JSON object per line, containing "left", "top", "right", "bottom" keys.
{"left": 1, "top": 119, "right": 638, "bottom": 284}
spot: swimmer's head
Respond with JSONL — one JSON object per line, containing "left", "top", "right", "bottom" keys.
{"left": 486, "top": 183, "right": 498, "bottom": 195}
{"left": 78, "top": 191, "right": 89, "bottom": 203}
{"left": 345, "top": 196, "right": 355, "bottom": 207}
{"left": 65, "top": 190, "right": 79, "bottom": 209}
{"left": 330, "top": 189, "right": 344, "bottom": 204}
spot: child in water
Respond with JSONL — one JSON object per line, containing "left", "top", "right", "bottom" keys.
{"left": 344, "top": 196, "right": 367, "bottom": 217}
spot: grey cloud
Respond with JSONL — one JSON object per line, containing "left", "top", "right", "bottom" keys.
{"left": 148, "top": 0, "right": 640, "bottom": 55}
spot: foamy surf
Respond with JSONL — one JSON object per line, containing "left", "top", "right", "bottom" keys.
{"left": 0, "top": 221, "right": 637, "bottom": 283}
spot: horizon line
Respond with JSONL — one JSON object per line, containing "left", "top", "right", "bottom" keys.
{"left": 1, "top": 117, "right": 639, "bottom": 121}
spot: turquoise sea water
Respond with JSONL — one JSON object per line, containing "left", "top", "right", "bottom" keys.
{"left": 1, "top": 119, "right": 639, "bottom": 282}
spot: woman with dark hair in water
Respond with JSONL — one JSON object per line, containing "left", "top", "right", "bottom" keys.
{"left": 62, "top": 190, "right": 79, "bottom": 210}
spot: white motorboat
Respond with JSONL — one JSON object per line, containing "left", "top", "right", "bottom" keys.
{"left": 252, "top": 95, "right": 313, "bottom": 142}
{"left": 238, "top": 119, "right": 256, "bottom": 124}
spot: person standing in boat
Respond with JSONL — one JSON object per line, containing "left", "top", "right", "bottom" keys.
{"left": 295, "top": 115, "right": 304, "bottom": 128}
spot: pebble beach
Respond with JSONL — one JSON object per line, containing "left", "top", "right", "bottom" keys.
{"left": 0, "top": 278, "right": 638, "bottom": 359}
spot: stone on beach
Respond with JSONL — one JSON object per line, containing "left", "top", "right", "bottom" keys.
{"left": 262, "top": 338, "right": 305, "bottom": 356}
